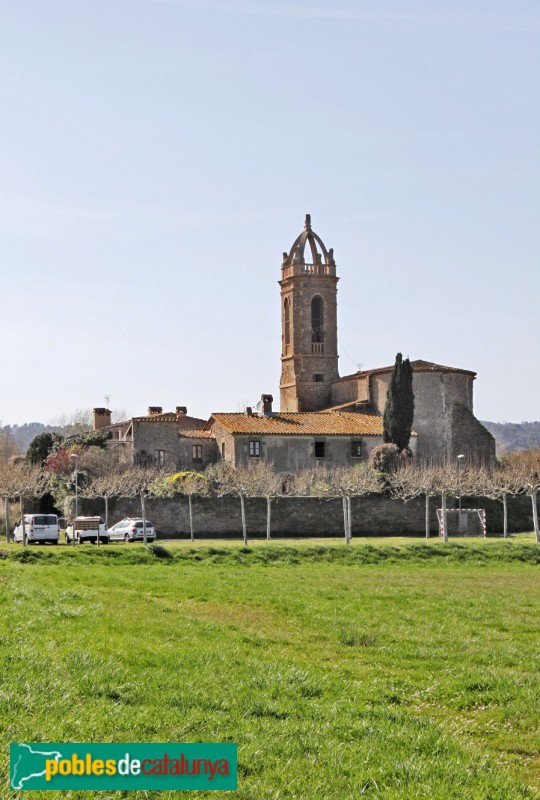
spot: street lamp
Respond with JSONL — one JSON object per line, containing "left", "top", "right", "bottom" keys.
{"left": 457, "top": 454, "right": 465, "bottom": 513}
{"left": 70, "top": 454, "right": 79, "bottom": 520}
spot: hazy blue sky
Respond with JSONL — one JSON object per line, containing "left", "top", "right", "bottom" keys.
{"left": 1, "top": 0, "right": 539, "bottom": 425}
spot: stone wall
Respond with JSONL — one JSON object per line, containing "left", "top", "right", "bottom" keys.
{"left": 134, "top": 420, "right": 217, "bottom": 470}
{"left": 330, "top": 374, "right": 370, "bottom": 406}
{"left": 80, "top": 493, "right": 537, "bottom": 538}
{"left": 450, "top": 405, "right": 496, "bottom": 463}
{"left": 210, "top": 422, "right": 236, "bottom": 464}
{"left": 230, "top": 434, "right": 383, "bottom": 472}
{"left": 85, "top": 494, "right": 437, "bottom": 537}
{"left": 133, "top": 420, "right": 183, "bottom": 469}
{"left": 370, "top": 371, "right": 494, "bottom": 462}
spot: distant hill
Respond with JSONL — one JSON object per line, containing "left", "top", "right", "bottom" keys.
{"left": 481, "top": 421, "right": 540, "bottom": 455}
{"left": 1, "top": 409, "right": 127, "bottom": 455}
{"left": 0, "top": 422, "right": 67, "bottom": 454}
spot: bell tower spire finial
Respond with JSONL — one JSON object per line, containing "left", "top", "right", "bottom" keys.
{"left": 304, "top": 213, "right": 311, "bottom": 230}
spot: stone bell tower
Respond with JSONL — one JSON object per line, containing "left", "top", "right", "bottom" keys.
{"left": 279, "top": 214, "right": 340, "bottom": 412}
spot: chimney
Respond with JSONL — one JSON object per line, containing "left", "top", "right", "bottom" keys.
{"left": 148, "top": 406, "right": 163, "bottom": 416}
{"left": 93, "top": 408, "right": 112, "bottom": 430}
{"left": 261, "top": 394, "right": 273, "bottom": 416}
{"left": 245, "top": 407, "right": 253, "bottom": 417}
{"left": 176, "top": 406, "right": 187, "bottom": 415}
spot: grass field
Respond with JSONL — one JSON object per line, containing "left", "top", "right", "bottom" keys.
{"left": 1, "top": 539, "right": 539, "bottom": 798}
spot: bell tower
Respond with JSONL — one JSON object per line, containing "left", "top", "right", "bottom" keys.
{"left": 279, "top": 214, "right": 340, "bottom": 412}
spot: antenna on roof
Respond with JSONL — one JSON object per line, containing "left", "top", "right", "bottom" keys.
{"left": 105, "top": 394, "right": 111, "bottom": 409}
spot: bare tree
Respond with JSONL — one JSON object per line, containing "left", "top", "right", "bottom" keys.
{"left": 390, "top": 462, "right": 439, "bottom": 539}
{"left": 78, "top": 448, "right": 123, "bottom": 529}
{"left": 0, "top": 463, "right": 49, "bottom": 546}
{"left": 115, "top": 466, "right": 164, "bottom": 545}
{"left": 293, "top": 468, "right": 334, "bottom": 499}
{"left": 47, "top": 408, "right": 93, "bottom": 435}
{"left": 206, "top": 462, "right": 269, "bottom": 545}
{"left": 0, "top": 424, "right": 19, "bottom": 463}
{"left": 476, "top": 464, "right": 520, "bottom": 539}
{"left": 426, "top": 463, "right": 461, "bottom": 543}
{"left": 424, "top": 461, "right": 487, "bottom": 542}
{"left": 504, "top": 450, "right": 540, "bottom": 543}
{"left": 242, "top": 462, "right": 281, "bottom": 540}
{"left": 80, "top": 468, "right": 130, "bottom": 546}
{"left": 0, "top": 459, "right": 22, "bottom": 542}
{"left": 170, "top": 472, "right": 208, "bottom": 542}
{"left": 330, "top": 465, "right": 381, "bottom": 544}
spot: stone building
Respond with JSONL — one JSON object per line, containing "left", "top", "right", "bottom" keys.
{"left": 93, "top": 406, "right": 216, "bottom": 471}
{"left": 206, "top": 394, "right": 402, "bottom": 471}
{"left": 90, "top": 215, "right": 494, "bottom": 468}
{"left": 279, "top": 215, "right": 495, "bottom": 463}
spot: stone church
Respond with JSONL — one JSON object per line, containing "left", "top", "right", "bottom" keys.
{"left": 93, "top": 216, "right": 495, "bottom": 469}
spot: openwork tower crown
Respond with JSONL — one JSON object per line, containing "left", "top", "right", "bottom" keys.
{"left": 282, "top": 214, "right": 335, "bottom": 269}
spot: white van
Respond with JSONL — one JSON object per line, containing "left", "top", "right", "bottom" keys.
{"left": 65, "top": 516, "right": 108, "bottom": 544}
{"left": 13, "top": 514, "right": 60, "bottom": 544}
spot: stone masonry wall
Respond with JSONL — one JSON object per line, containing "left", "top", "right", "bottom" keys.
{"left": 84, "top": 494, "right": 437, "bottom": 536}
{"left": 369, "top": 371, "right": 492, "bottom": 462}
{"left": 80, "top": 493, "right": 537, "bottom": 538}
{"left": 134, "top": 421, "right": 217, "bottom": 470}
{"left": 231, "top": 434, "right": 383, "bottom": 472}
{"left": 450, "top": 404, "right": 496, "bottom": 463}
{"left": 331, "top": 375, "right": 370, "bottom": 406}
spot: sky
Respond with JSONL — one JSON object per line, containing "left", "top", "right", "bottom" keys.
{"left": 1, "top": 0, "right": 539, "bottom": 425}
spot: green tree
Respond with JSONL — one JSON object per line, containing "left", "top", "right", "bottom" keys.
{"left": 26, "top": 432, "right": 64, "bottom": 465}
{"left": 383, "top": 353, "right": 414, "bottom": 452}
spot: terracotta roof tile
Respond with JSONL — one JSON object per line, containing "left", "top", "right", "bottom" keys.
{"left": 336, "top": 359, "right": 476, "bottom": 382}
{"left": 209, "top": 410, "right": 385, "bottom": 436}
{"left": 178, "top": 429, "right": 214, "bottom": 439}
{"left": 132, "top": 414, "right": 207, "bottom": 428}
{"left": 324, "top": 400, "right": 371, "bottom": 412}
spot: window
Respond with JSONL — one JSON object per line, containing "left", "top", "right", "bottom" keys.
{"left": 313, "top": 373, "right": 324, "bottom": 382}
{"left": 249, "top": 440, "right": 261, "bottom": 457}
{"left": 314, "top": 441, "right": 326, "bottom": 458}
{"left": 311, "top": 295, "right": 324, "bottom": 343}
{"left": 284, "top": 297, "right": 290, "bottom": 346}
{"left": 221, "top": 442, "right": 226, "bottom": 459}
{"left": 351, "top": 440, "right": 362, "bottom": 458}
{"left": 192, "top": 444, "right": 202, "bottom": 461}
{"left": 154, "top": 449, "right": 165, "bottom": 465}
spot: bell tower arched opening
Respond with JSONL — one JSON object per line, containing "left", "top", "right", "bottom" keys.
{"left": 284, "top": 297, "right": 291, "bottom": 353}
{"left": 311, "top": 295, "right": 324, "bottom": 351}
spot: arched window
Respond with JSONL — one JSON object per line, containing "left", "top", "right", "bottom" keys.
{"left": 284, "top": 298, "right": 291, "bottom": 346}
{"left": 311, "top": 295, "right": 324, "bottom": 343}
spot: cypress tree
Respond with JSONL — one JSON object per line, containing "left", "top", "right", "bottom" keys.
{"left": 383, "top": 353, "right": 415, "bottom": 451}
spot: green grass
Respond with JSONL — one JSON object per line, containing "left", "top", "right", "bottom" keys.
{"left": 1, "top": 542, "right": 539, "bottom": 798}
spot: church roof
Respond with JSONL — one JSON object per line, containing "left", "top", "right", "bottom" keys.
{"left": 335, "top": 359, "right": 476, "bottom": 383}
{"left": 207, "top": 410, "right": 385, "bottom": 436}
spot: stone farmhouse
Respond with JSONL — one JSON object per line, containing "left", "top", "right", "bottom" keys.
{"left": 92, "top": 216, "right": 495, "bottom": 470}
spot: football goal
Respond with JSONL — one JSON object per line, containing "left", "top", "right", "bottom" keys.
{"left": 436, "top": 508, "right": 487, "bottom": 538}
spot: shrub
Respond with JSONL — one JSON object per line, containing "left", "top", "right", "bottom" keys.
{"left": 147, "top": 543, "right": 174, "bottom": 560}
{"left": 370, "top": 443, "right": 402, "bottom": 473}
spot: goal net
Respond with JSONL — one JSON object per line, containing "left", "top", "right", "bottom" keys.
{"left": 436, "top": 508, "right": 486, "bottom": 538}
